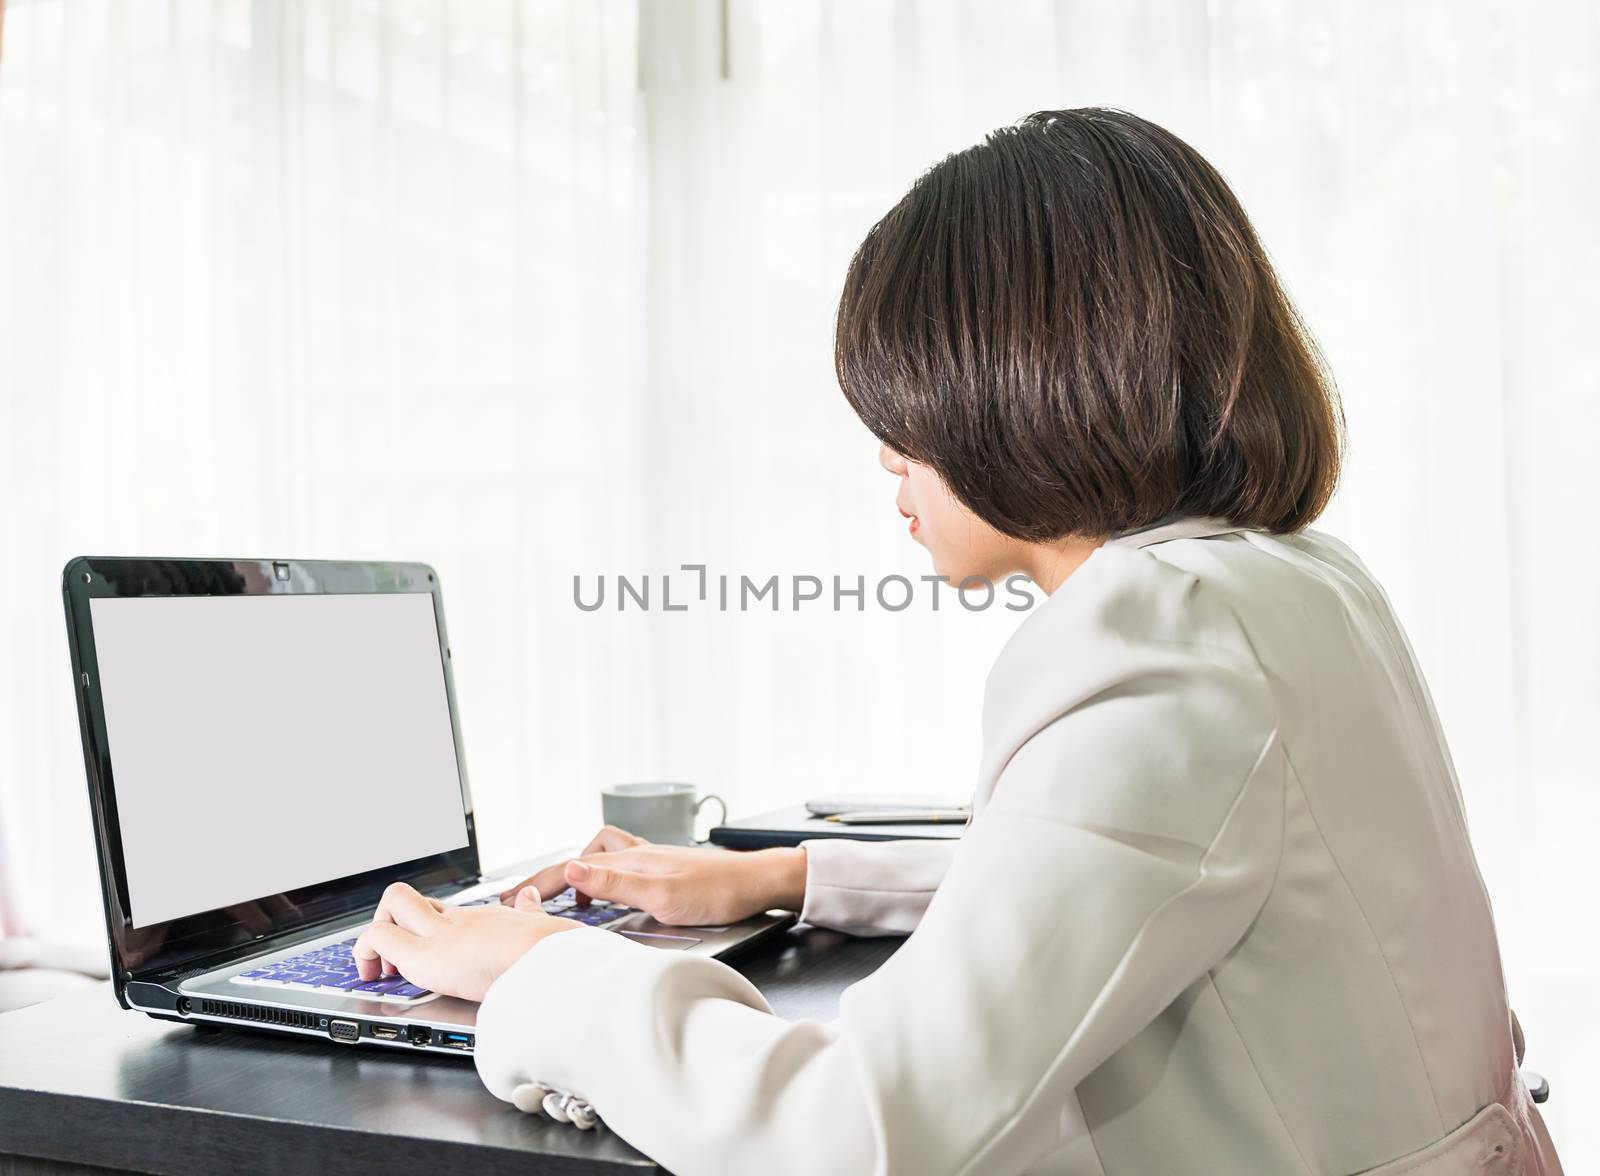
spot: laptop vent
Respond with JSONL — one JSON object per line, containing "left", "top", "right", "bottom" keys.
{"left": 197, "top": 999, "right": 321, "bottom": 1030}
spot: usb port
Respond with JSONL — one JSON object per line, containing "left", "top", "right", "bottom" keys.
{"left": 370, "top": 1025, "right": 401, "bottom": 1041}
{"left": 409, "top": 1026, "right": 431, "bottom": 1046}
{"left": 437, "top": 1031, "right": 474, "bottom": 1050}
{"left": 328, "top": 1019, "right": 359, "bottom": 1043}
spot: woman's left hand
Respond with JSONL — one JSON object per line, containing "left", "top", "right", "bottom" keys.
{"left": 353, "top": 882, "right": 581, "bottom": 1003}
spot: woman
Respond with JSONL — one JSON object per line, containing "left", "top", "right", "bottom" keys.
{"left": 353, "top": 109, "right": 1561, "bottom": 1175}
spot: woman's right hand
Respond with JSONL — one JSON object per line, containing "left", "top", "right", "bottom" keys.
{"left": 498, "top": 825, "right": 808, "bottom": 928}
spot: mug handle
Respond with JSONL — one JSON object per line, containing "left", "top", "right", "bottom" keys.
{"left": 693, "top": 794, "right": 728, "bottom": 843}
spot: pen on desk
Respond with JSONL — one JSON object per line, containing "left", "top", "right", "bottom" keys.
{"left": 825, "top": 809, "right": 971, "bottom": 825}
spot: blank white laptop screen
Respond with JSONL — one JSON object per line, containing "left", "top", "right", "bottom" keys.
{"left": 89, "top": 591, "right": 470, "bottom": 928}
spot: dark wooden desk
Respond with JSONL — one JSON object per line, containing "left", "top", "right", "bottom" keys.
{"left": 0, "top": 924, "right": 900, "bottom": 1176}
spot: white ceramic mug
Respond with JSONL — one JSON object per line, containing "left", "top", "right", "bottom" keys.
{"left": 600, "top": 782, "right": 728, "bottom": 846}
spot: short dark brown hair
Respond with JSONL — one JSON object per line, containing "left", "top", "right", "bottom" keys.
{"left": 835, "top": 107, "right": 1343, "bottom": 540}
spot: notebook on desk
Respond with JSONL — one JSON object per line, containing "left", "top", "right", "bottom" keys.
{"left": 708, "top": 804, "right": 968, "bottom": 850}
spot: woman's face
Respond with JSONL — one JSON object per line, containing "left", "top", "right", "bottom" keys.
{"left": 880, "top": 445, "right": 1021, "bottom": 585}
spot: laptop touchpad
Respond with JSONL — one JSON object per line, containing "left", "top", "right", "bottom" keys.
{"left": 618, "top": 930, "right": 701, "bottom": 950}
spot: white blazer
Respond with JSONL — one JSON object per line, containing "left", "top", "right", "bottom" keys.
{"left": 475, "top": 518, "right": 1562, "bottom": 1175}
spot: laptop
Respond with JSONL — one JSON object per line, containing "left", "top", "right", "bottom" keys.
{"left": 62, "top": 556, "right": 793, "bottom": 1055}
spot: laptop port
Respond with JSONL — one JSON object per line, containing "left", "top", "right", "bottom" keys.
{"left": 408, "top": 1026, "right": 431, "bottom": 1046}
{"left": 328, "top": 1019, "right": 359, "bottom": 1043}
{"left": 371, "top": 1024, "right": 401, "bottom": 1041}
{"left": 437, "top": 1031, "right": 474, "bottom": 1050}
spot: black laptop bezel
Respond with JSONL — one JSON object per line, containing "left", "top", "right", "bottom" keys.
{"left": 62, "top": 557, "right": 481, "bottom": 995}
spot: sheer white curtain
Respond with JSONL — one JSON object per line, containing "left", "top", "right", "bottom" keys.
{"left": 2, "top": 0, "right": 1595, "bottom": 1160}
{"left": 0, "top": 0, "right": 650, "bottom": 934}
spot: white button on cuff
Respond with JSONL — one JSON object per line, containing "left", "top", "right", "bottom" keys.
{"left": 543, "top": 1090, "right": 572, "bottom": 1122}
{"left": 509, "top": 1081, "right": 599, "bottom": 1131}
{"left": 510, "top": 1082, "right": 550, "bottom": 1114}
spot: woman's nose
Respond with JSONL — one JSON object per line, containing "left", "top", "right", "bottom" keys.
{"left": 879, "top": 444, "right": 908, "bottom": 475}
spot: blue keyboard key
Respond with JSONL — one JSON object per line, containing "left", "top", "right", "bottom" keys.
{"left": 356, "top": 979, "right": 403, "bottom": 994}
{"left": 390, "top": 984, "right": 428, "bottom": 999}
{"left": 304, "top": 973, "right": 346, "bottom": 986}
{"left": 240, "top": 969, "right": 270, "bottom": 978}
{"left": 328, "top": 976, "right": 369, "bottom": 990}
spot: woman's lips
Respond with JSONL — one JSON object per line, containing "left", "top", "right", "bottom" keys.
{"left": 898, "top": 506, "right": 919, "bottom": 534}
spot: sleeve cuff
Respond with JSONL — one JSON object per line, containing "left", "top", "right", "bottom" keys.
{"left": 474, "top": 927, "right": 637, "bottom": 1104}
{"left": 473, "top": 924, "right": 773, "bottom": 1108}
{"left": 797, "top": 837, "right": 957, "bottom": 936}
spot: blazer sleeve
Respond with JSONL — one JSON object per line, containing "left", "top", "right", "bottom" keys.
{"left": 796, "top": 837, "right": 959, "bottom": 936}
{"left": 474, "top": 627, "right": 1283, "bottom": 1176}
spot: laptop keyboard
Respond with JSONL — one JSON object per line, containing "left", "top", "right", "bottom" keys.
{"left": 234, "top": 937, "right": 426, "bottom": 1000}
{"left": 537, "top": 888, "right": 636, "bottom": 925}
{"left": 229, "top": 888, "right": 633, "bottom": 1001}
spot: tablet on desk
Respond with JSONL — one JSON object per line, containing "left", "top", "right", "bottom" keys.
{"left": 708, "top": 803, "right": 967, "bottom": 850}
{"left": 802, "top": 794, "right": 966, "bottom": 817}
